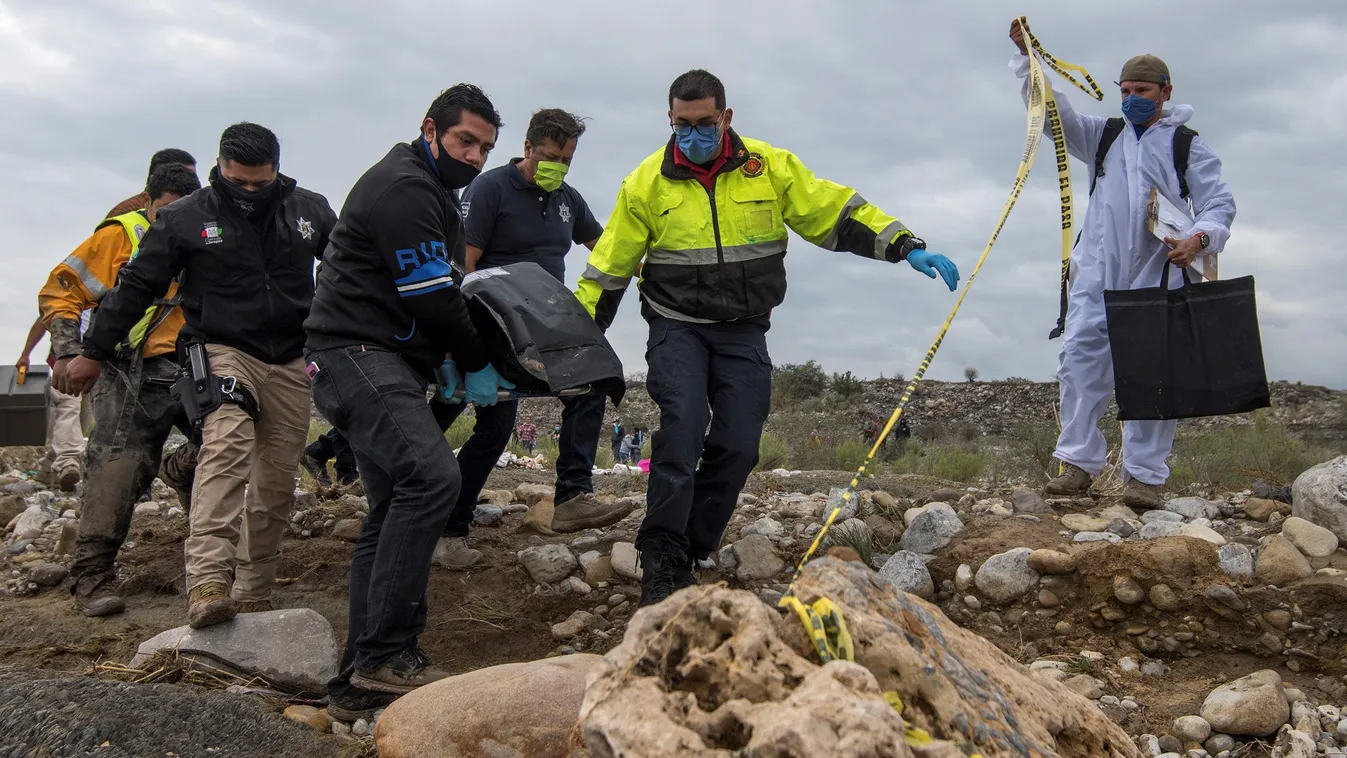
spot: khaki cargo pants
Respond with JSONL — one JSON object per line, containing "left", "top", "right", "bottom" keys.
{"left": 185, "top": 345, "right": 309, "bottom": 601}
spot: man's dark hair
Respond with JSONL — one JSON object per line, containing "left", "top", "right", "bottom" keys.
{"left": 146, "top": 148, "right": 196, "bottom": 186}
{"left": 426, "top": 84, "right": 503, "bottom": 135}
{"left": 218, "top": 122, "right": 280, "bottom": 167}
{"left": 668, "top": 69, "right": 726, "bottom": 109}
{"left": 147, "top": 163, "right": 203, "bottom": 202}
{"left": 525, "top": 109, "right": 586, "bottom": 147}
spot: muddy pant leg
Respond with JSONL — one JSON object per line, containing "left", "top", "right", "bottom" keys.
{"left": 70, "top": 359, "right": 179, "bottom": 582}
{"left": 184, "top": 346, "right": 262, "bottom": 592}
{"left": 234, "top": 358, "right": 310, "bottom": 602}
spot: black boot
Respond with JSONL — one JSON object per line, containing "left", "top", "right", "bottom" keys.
{"left": 638, "top": 543, "right": 686, "bottom": 607}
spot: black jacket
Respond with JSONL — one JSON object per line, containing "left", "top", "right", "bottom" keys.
{"left": 304, "top": 140, "right": 488, "bottom": 377}
{"left": 83, "top": 169, "right": 336, "bottom": 365}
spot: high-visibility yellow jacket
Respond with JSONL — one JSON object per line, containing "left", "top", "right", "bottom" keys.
{"left": 39, "top": 211, "right": 184, "bottom": 360}
{"left": 576, "top": 130, "right": 915, "bottom": 326}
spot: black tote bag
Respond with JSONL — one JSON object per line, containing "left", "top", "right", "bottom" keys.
{"left": 1103, "top": 263, "right": 1270, "bottom": 420}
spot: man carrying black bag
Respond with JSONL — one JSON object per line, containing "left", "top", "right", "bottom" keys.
{"left": 304, "top": 84, "right": 515, "bottom": 716}
{"left": 1009, "top": 19, "right": 1236, "bottom": 509}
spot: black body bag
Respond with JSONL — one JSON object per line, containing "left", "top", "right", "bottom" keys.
{"left": 460, "top": 262, "right": 625, "bottom": 406}
{"left": 1104, "top": 263, "right": 1270, "bottom": 421}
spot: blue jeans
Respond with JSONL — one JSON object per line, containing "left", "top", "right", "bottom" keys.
{"left": 306, "top": 345, "right": 462, "bottom": 695}
{"left": 639, "top": 316, "right": 772, "bottom": 559}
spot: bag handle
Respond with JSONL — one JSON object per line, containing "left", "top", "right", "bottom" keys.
{"left": 1159, "top": 261, "right": 1194, "bottom": 290}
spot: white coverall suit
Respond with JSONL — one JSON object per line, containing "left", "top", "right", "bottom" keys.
{"left": 1011, "top": 54, "right": 1236, "bottom": 485}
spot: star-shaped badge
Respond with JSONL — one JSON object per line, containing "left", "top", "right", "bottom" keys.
{"left": 297, "top": 217, "right": 315, "bottom": 241}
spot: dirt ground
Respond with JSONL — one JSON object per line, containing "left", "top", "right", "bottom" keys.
{"left": 4, "top": 460, "right": 1345, "bottom": 754}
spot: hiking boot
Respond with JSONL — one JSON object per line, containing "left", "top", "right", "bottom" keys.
{"left": 188, "top": 582, "right": 238, "bottom": 629}
{"left": 350, "top": 646, "right": 451, "bottom": 695}
{"left": 1122, "top": 480, "right": 1164, "bottom": 510}
{"left": 638, "top": 543, "right": 686, "bottom": 608}
{"left": 1044, "top": 462, "right": 1093, "bottom": 497}
{"left": 236, "top": 599, "right": 274, "bottom": 614}
{"left": 72, "top": 573, "right": 126, "bottom": 617}
{"left": 432, "top": 536, "right": 482, "bottom": 570}
{"left": 551, "top": 493, "right": 636, "bottom": 534}
{"left": 328, "top": 685, "right": 398, "bottom": 722}
{"left": 673, "top": 554, "right": 699, "bottom": 592}
{"left": 300, "top": 453, "right": 332, "bottom": 487}
{"left": 57, "top": 466, "right": 81, "bottom": 492}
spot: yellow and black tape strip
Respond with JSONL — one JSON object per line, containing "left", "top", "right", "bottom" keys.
{"left": 779, "top": 20, "right": 1100, "bottom": 600}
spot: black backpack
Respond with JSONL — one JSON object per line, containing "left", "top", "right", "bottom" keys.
{"left": 1089, "top": 117, "right": 1198, "bottom": 200}
{"left": 1050, "top": 119, "right": 1199, "bottom": 339}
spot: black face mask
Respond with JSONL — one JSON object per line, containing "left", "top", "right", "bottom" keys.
{"left": 218, "top": 176, "right": 280, "bottom": 222}
{"left": 420, "top": 135, "right": 480, "bottom": 189}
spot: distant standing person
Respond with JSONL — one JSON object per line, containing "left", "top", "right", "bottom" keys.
{"left": 517, "top": 416, "right": 537, "bottom": 456}
{"left": 610, "top": 420, "right": 624, "bottom": 464}
{"left": 1008, "top": 18, "right": 1235, "bottom": 509}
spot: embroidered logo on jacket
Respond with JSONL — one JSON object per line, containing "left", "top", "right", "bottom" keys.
{"left": 296, "top": 217, "right": 315, "bottom": 241}
{"left": 201, "top": 222, "right": 224, "bottom": 245}
{"left": 741, "top": 153, "right": 765, "bottom": 178}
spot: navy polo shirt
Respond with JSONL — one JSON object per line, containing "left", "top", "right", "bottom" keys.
{"left": 460, "top": 159, "right": 604, "bottom": 282}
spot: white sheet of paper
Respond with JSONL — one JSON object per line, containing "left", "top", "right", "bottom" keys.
{"left": 1148, "top": 188, "right": 1218, "bottom": 281}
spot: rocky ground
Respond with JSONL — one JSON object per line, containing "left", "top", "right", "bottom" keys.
{"left": 4, "top": 438, "right": 1347, "bottom": 757}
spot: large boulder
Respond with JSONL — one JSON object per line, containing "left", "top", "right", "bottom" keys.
{"left": 1200, "top": 669, "right": 1290, "bottom": 737}
{"left": 580, "top": 559, "right": 1138, "bottom": 757}
{"left": 375, "top": 654, "right": 599, "bottom": 757}
{"left": 130, "top": 609, "right": 338, "bottom": 695}
{"left": 1292, "top": 457, "right": 1347, "bottom": 541}
{"left": 1254, "top": 535, "right": 1313, "bottom": 586}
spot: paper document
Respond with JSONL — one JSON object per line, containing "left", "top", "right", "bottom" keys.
{"left": 1146, "top": 187, "right": 1218, "bottom": 281}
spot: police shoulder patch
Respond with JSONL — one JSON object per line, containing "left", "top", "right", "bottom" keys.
{"left": 741, "top": 152, "right": 765, "bottom": 178}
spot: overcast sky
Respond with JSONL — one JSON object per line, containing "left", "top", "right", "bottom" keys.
{"left": 2, "top": 0, "right": 1343, "bottom": 388}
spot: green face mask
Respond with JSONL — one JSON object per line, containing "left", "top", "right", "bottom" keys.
{"left": 533, "top": 160, "right": 568, "bottom": 192}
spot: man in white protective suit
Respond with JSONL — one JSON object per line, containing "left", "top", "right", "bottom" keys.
{"left": 1008, "top": 18, "right": 1236, "bottom": 509}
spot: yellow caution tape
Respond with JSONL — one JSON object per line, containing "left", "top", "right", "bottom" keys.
{"left": 779, "top": 19, "right": 1102, "bottom": 600}
{"left": 783, "top": 594, "right": 983, "bottom": 756}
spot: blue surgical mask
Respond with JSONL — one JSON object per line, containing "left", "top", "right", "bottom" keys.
{"left": 1121, "top": 94, "right": 1157, "bottom": 125}
{"left": 673, "top": 116, "right": 724, "bottom": 164}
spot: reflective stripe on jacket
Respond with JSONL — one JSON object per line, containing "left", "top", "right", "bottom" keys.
{"left": 39, "top": 211, "right": 184, "bottom": 359}
{"left": 577, "top": 130, "right": 913, "bottom": 325}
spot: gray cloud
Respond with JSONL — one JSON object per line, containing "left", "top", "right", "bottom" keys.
{"left": 2, "top": 0, "right": 1343, "bottom": 388}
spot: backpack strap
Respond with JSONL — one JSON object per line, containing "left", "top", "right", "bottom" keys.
{"left": 1172, "top": 125, "right": 1198, "bottom": 201}
{"left": 1090, "top": 118, "right": 1125, "bottom": 195}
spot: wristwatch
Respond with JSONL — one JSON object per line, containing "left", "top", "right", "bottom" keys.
{"left": 1195, "top": 232, "right": 1210, "bottom": 250}
{"left": 889, "top": 235, "right": 927, "bottom": 262}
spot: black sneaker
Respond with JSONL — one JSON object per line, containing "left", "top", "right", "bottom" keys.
{"left": 300, "top": 453, "right": 332, "bottom": 487}
{"left": 328, "top": 686, "right": 398, "bottom": 722}
{"left": 638, "top": 543, "right": 686, "bottom": 607}
{"left": 350, "top": 646, "right": 450, "bottom": 695}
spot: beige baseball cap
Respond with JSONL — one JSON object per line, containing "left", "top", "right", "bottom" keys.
{"left": 1120, "top": 54, "right": 1170, "bottom": 85}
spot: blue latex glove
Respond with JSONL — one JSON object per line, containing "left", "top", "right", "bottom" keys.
{"left": 464, "top": 364, "right": 515, "bottom": 407}
{"left": 907, "top": 250, "right": 960, "bottom": 291}
{"left": 434, "top": 360, "right": 464, "bottom": 404}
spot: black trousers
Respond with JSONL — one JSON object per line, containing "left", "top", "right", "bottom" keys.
{"left": 437, "top": 389, "right": 606, "bottom": 538}
{"left": 307, "top": 346, "right": 462, "bottom": 694}
{"left": 638, "top": 316, "right": 771, "bottom": 560}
